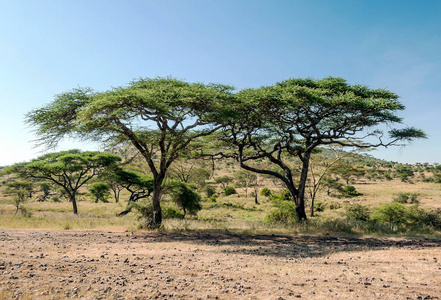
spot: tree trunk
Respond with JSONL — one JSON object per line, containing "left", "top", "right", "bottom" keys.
{"left": 310, "top": 194, "right": 315, "bottom": 217}
{"left": 151, "top": 189, "right": 162, "bottom": 226}
{"left": 151, "top": 175, "right": 165, "bottom": 227}
{"left": 296, "top": 151, "right": 312, "bottom": 222}
{"left": 71, "top": 192, "right": 78, "bottom": 215}
{"left": 254, "top": 186, "right": 259, "bottom": 205}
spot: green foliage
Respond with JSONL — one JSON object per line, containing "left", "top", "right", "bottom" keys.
{"left": 129, "top": 201, "right": 154, "bottom": 226}
{"left": 259, "top": 187, "right": 272, "bottom": 197}
{"left": 224, "top": 186, "right": 237, "bottom": 196}
{"left": 371, "top": 202, "right": 408, "bottom": 227}
{"left": 345, "top": 204, "right": 371, "bottom": 221}
{"left": 208, "top": 194, "right": 218, "bottom": 202}
{"left": 37, "top": 182, "right": 52, "bottom": 202}
{"left": 342, "top": 185, "right": 359, "bottom": 197}
{"left": 162, "top": 207, "right": 184, "bottom": 219}
{"left": 89, "top": 182, "right": 110, "bottom": 203}
{"left": 265, "top": 200, "right": 298, "bottom": 225}
{"left": 205, "top": 185, "right": 216, "bottom": 198}
{"left": 393, "top": 193, "right": 419, "bottom": 204}
{"left": 168, "top": 181, "right": 202, "bottom": 216}
{"left": 395, "top": 165, "right": 414, "bottom": 182}
{"left": 4, "top": 181, "right": 33, "bottom": 214}
{"left": 215, "top": 176, "right": 233, "bottom": 189}
{"left": 5, "top": 150, "right": 121, "bottom": 214}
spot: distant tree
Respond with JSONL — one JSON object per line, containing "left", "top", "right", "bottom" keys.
{"left": 37, "top": 182, "right": 52, "bottom": 202}
{"left": 216, "top": 77, "right": 425, "bottom": 221}
{"left": 168, "top": 181, "right": 202, "bottom": 217}
{"left": 234, "top": 170, "right": 257, "bottom": 198}
{"left": 3, "top": 181, "right": 33, "bottom": 214}
{"left": 4, "top": 150, "right": 121, "bottom": 214}
{"left": 89, "top": 182, "right": 110, "bottom": 203}
{"left": 26, "top": 77, "right": 234, "bottom": 226}
{"left": 214, "top": 175, "right": 233, "bottom": 190}
{"left": 330, "top": 161, "right": 364, "bottom": 184}
{"left": 168, "top": 160, "right": 211, "bottom": 188}
{"left": 395, "top": 165, "right": 415, "bottom": 182}
{"left": 307, "top": 147, "right": 349, "bottom": 217}
{"left": 111, "top": 168, "right": 155, "bottom": 216}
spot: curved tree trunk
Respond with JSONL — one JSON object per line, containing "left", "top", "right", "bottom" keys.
{"left": 150, "top": 174, "right": 165, "bottom": 227}
{"left": 296, "top": 151, "right": 312, "bottom": 222}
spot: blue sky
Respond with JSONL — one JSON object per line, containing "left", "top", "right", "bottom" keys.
{"left": 1, "top": 0, "right": 440, "bottom": 166}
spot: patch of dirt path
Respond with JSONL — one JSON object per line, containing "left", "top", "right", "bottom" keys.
{"left": 1, "top": 230, "right": 440, "bottom": 299}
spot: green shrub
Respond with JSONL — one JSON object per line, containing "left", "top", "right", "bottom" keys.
{"left": 205, "top": 185, "right": 216, "bottom": 198}
{"left": 169, "top": 181, "right": 202, "bottom": 216}
{"left": 328, "top": 201, "right": 342, "bottom": 210}
{"left": 259, "top": 187, "right": 272, "bottom": 197}
{"left": 371, "top": 202, "right": 407, "bottom": 227}
{"left": 393, "top": 193, "right": 419, "bottom": 204}
{"left": 315, "top": 202, "right": 325, "bottom": 212}
{"left": 130, "top": 201, "right": 154, "bottom": 224}
{"left": 162, "top": 207, "right": 184, "bottom": 219}
{"left": 281, "top": 189, "right": 293, "bottom": 200}
{"left": 208, "top": 194, "right": 218, "bottom": 202}
{"left": 342, "top": 185, "right": 359, "bottom": 197}
{"left": 264, "top": 200, "right": 297, "bottom": 225}
{"left": 89, "top": 182, "right": 110, "bottom": 203}
{"left": 224, "top": 186, "right": 237, "bottom": 196}
{"left": 345, "top": 203, "right": 371, "bottom": 221}
{"left": 405, "top": 205, "right": 441, "bottom": 230}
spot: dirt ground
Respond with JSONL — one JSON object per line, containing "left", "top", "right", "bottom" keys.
{"left": 0, "top": 230, "right": 440, "bottom": 300}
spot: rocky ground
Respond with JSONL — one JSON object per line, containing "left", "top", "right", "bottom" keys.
{"left": 0, "top": 229, "right": 440, "bottom": 299}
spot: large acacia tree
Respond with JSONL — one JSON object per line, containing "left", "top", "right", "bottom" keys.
{"left": 219, "top": 77, "right": 426, "bottom": 221}
{"left": 26, "top": 77, "right": 234, "bottom": 226}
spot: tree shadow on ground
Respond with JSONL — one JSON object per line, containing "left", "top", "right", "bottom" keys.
{"left": 129, "top": 231, "right": 441, "bottom": 259}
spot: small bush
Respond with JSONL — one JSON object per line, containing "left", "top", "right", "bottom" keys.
{"left": 315, "top": 202, "right": 325, "bottom": 212}
{"left": 89, "top": 182, "right": 110, "bottom": 203}
{"left": 345, "top": 203, "right": 371, "bottom": 221}
{"left": 208, "top": 194, "right": 218, "bottom": 202}
{"left": 259, "top": 187, "right": 272, "bottom": 197}
{"left": 371, "top": 202, "right": 407, "bottom": 227}
{"left": 205, "top": 185, "right": 216, "bottom": 198}
{"left": 393, "top": 193, "right": 419, "bottom": 204}
{"left": 169, "top": 181, "right": 202, "bottom": 216}
{"left": 224, "top": 186, "right": 237, "bottom": 196}
{"left": 281, "top": 189, "right": 293, "bottom": 200}
{"left": 342, "top": 185, "right": 359, "bottom": 197}
{"left": 328, "top": 201, "right": 342, "bottom": 210}
{"left": 162, "top": 207, "right": 184, "bottom": 219}
{"left": 265, "top": 200, "right": 297, "bottom": 225}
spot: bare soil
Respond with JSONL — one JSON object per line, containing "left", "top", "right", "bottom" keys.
{"left": 1, "top": 230, "right": 441, "bottom": 300}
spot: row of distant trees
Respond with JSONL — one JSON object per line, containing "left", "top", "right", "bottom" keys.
{"left": 6, "top": 76, "right": 425, "bottom": 226}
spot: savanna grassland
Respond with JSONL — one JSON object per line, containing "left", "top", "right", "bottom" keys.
{"left": 1, "top": 157, "right": 441, "bottom": 299}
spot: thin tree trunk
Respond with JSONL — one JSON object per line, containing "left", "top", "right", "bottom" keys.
{"left": 71, "top": 192, "right": 78, "bottom": 215}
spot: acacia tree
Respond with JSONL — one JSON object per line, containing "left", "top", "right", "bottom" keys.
{"left": 5, "top": 150, "right": 121, "bottom": 214}
{"left": 3, "top": 181, "right": 33, "bottom": 214}
{"left": 26, "top": 77, "right": 234, "bottom": 226}
{"left": 218, "top": 77, "right": 426, "bottom": 221}
{"left": 109, "top": 168, "right": 154, "bottom": 216}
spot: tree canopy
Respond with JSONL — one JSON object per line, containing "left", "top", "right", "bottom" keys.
{"left": 26, "top": 77, "right": 234, "bottom": 226}
{"left": 216, "top": 77, "right": 426, "bottom": 220}
{"left": 4, "top": 150, "right": 121, "bottom": 214}
{"left": 25, "top": 76, "right": 425, "bottom": 223}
